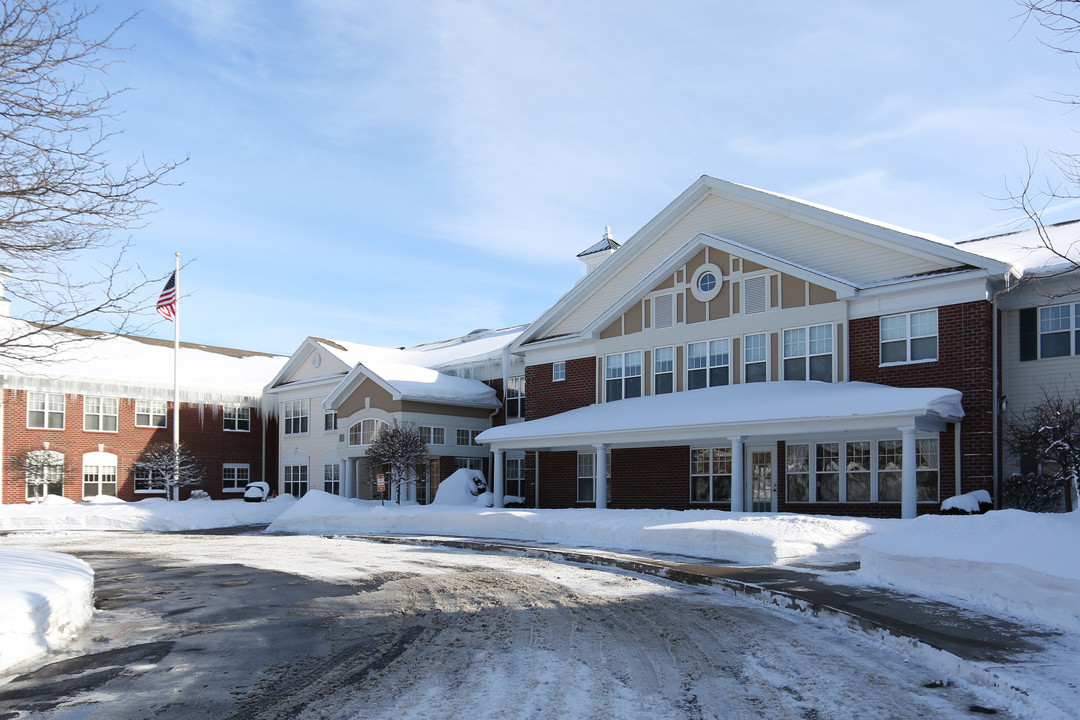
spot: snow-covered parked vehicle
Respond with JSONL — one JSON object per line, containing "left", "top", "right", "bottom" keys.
{"left": 243, "top": 481, "right": 270, "bottom": 503}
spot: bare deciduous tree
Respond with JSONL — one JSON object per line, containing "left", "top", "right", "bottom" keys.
{"left": 1005, "top": 388, "right": 1080, "bottom": 511}
{"left": 365, "top": 420, "right": 429, "bottom": 504}
{"left": 137, "top": 441, "right": 205, "bottom": 501}
{"left": 0, "top": 0, "right": 182, "bottom": 358}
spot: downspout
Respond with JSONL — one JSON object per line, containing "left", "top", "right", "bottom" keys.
{"left": 991, "top": 272, "right": 1017, "bottom": 509}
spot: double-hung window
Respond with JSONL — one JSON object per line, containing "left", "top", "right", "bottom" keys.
{"left": 506, "top": 376, "right": 526, "bottom": 419}
{"left": 134, "top": 465, "right": 165, "bottom": 493}
{"left": 576, "top": 451, "right": 612, "bottom": 503}
{"left": 505, "top": 457, "right": 524, "bottom": 498}
{"left": 84, "top": 396, "right": 118, "bottom": 432}
{"left": 136, "top": 399, "right": 167, "bottom": 428}
{"left": 605, "top": 351, "right": 642, "bottom": 401}
{"left": 324, "top": 463, "right": 341, "bottom": 495}
{"left": 784, "top": 438, "right": 936, "bottom": 503}
{"left": 224, "top": 407, "right": 251, "bottom": 432}
{"left": 26, "top": 450, "right": 64, "bottom": 500}
{"left": 654, "top": 346, "right": 674, "bottom": 394}
{"left": 687, "top": 340, "right": 730, "bottom": 390}
{"left": 324, "top": 411, "right": 338, "bottom": 432}
{"left": 783, "top": 325, "right": 833, "bottom": 382}
{"left": 283, "top": 399, "right": 309, "bottom": 435}
{"left": 552, "top": 361, "right": 566, "bottom": 382}
{"left": 28, "top": 392, "right": 65, "bottom": 429}
{"left": 880, "top": 310, "right": 937, "bottom": 364}
{"left": 222, "top": 463, "right": 250, "bottom": 492}
{"left": 744, "top": 333, "right": 768, "bottom": 383}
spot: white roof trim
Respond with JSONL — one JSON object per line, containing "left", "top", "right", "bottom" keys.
{"left": 477, "top": 381, "right": 964, "bottom": 451}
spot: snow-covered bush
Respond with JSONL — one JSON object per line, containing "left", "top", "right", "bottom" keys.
{"left": 940, "top": 489, "right": 992, "bottom": 515}
{"left": 1001, "top": 473, "right": 1064, "bottom": 513}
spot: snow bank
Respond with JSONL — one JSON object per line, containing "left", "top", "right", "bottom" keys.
{"left": 431, "top": 469, "right": 488, "bottom": 506}
{"left": 860, "top": 510, "right": 1080, "bottom": 631}
{"left": 0, "top": 496, "right": 294, "bottom": 533}
{"left": 268, "top": 492, "right": 883, "bottom": 566}
{"left": 0, "top": 548, "right": 94, "bottom": 674}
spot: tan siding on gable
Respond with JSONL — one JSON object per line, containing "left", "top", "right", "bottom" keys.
{"left": 710, "top": 281, "right": 731, "bottom": 319}
{"left": 686, "top": 291, "right": 706, "bottom": 324}
{"left": 624, "top": 303, "right": 643, "bottom": 335}
{"left": 337, "top": 378, "right": 399, "bottom": 417}
{"left": 547, "top": 194, "right": 951, "bottom": 338}
{"left": 809, "top": 284, "right": 838, "bottom": 305}
{"left": 782, "top": 274, "right": 806, "bottom": 309}
{"left": 600, "top": 318, "right": 621, "bottom": 339}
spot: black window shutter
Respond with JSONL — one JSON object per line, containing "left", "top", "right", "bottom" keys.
{"left": 1019, "top": 308, "right": 1037, "bottom": 361}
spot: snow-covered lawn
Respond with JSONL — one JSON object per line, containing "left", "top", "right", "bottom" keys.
{"left": 2, "top": 487, "right": 1078, "bottom": 675}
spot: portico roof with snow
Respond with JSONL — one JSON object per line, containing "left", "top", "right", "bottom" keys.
{"left": 477, "top": 381, "right": 964, "bottom": 451}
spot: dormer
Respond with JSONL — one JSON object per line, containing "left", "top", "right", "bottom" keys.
{"left": 577, "top": 227, "right": 620, "bottom": 275}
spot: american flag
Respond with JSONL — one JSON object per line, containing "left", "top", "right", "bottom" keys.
{"left": 156, "top": 272, "right": 177, "bottom": 321}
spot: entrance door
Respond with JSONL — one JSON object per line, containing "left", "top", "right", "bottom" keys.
{"left": 750, "top": 449, "right": 775, "bottom": 513}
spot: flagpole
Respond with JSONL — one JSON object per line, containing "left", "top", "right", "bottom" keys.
{"left": 172, "top": 252, "right": 180, "bottom": 501}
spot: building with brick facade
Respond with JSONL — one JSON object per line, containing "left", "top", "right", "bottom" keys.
{"left": 264, "top": 326, "right": 524, "bottom": 503}
{"left": 479, "top": 176, "right": 1029, "bottom": 519}
{"left": 0, "top": 317, "right": 286, "bottom": 504}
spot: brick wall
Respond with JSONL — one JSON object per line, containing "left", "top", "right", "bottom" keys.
{"left": 2, "top": 389, "right": 275, "bottom": 504}
{"left": 525, "top": 356, "right": 596, "bottom": 420}
{"left": 849, "top": 300, "right": 993, "bottom": 500}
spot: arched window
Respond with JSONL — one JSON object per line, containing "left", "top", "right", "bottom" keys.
{"left": 348, "top": 418, "right": 386, "bottom": 446}
{"left": 82, "top": 451, "right": 118, "bottom": 498}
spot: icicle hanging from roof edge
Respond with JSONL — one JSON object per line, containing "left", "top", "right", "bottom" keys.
{"left": 2, "top": 375, "right": 263, "bottom": 408}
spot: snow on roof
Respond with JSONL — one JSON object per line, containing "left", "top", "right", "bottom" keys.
{"left": 0, "top": 317, "right": 287, "bottom": 406}
{"left": 354, "top": 357, "right": 501, "bottom": 407}
{"left": 957, "top": 219, "right": 1080, "bottom": 276}
{"left": 478, "top": 381, "right": 964, "bottom": 447}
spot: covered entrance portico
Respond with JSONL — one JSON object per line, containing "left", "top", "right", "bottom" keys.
{"left": 479, "top": 381, "right": 964, "bottom": 519}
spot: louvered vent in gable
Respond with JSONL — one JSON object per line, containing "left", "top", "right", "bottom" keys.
{"left": 653, "top": 293, "right": 675, "bottom": 329}
{"left": 743, "top": 276, "right": 768, "bottom": 315}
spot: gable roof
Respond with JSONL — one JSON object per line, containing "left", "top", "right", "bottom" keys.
{"left": 957, "top": 219, "right": 1080, "bottom": 277}
{"left": 514, "top": 176, "right": 1014, "bottom": 348}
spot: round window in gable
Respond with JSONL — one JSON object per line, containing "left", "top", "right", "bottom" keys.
{"left": 690, "top": 263, "right": 724, "bottom": 302}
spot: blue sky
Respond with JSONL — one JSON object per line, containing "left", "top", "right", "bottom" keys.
{"left": 74, "top": 1, "right": 1080, "bottom": 355}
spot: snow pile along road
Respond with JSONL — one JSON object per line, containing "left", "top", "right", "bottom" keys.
{"left": 0, "top": 548, "right": 94, "bottom": 674}
{"left": 0, "top": 495, "right": 295, "bottom": 533}
{"left": 268, "top": 490, "right": 886, "bottom": 566}
{"left": 860, "top": 509, "right": 1080, "bottom": 632}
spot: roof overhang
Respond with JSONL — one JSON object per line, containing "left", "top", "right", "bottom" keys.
{"left": 477, "top": 381, "right": 963, "bottom": 452}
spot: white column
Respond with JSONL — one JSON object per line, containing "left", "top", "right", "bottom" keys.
{"left": 493, "top": 448, "right": 505, "bottom": 508}
{"left": 343, "top": 458, "right": 354, "bottom": 498}
{"left": 595, "top": 443, "right": 609, "bottom": 509}
{"left": 729, "top": 436, "right": 745, "bottom": 512}
{"left": 901, "top": 425, "right": 917, "bottom": 520}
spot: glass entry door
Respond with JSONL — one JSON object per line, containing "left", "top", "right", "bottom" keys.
{"left": 750, "top": 449, "right": 775, "bottom": 513}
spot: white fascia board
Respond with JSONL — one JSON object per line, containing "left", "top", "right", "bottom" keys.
{"left": 848, "top": 272, "right": 996, "bottom": 319}
{"left": 265, "top": 374, "right": 347, "bottom": 394}
{"left": 579, "top": 233, "right": 859, "bottom": 340}
{"left": 996, "top": 274, "right": 1080, "bottom": 309}
{"left": 512, "top": 179, "right": 716, "bottom": 350}
{"left": 703, "top": 178, "right": 1016, "bottom": 275}
{"left": 322, "top": 362, "right": 400, "bottom": 411}
{"left": 265, "top": 337, "right": 354, "bottom": 391}
{"left": 485, "top": 412, "right": 946, "bottom": 452}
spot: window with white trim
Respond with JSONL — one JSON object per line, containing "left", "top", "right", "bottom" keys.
{"left": 84, "top": 396, "right": 118, "bottom": 432}
{"left": 135, "top": 399, "right": 167, "bottom": 428}
{"left": 324, "top": 463, "right": 341, "bottom": 495}
{"left": 687, "top": 339, "right": 729, "bottom": 390}
{"left": 134, "top": 464, "right": 165, "bottom": 493}
{"left": 877, "top": 440, "right": 903, "bottom": 502}
{"left": 653, "top": 293, "right": 675, "bottom": 329}
{"left": 505, "top": 457, "right": 524, "bottom": 498}
{"left": 815, "top": 442, "right": 840, "bottom": 502}
{"left": 744, "top": 333, "right": 768, "bottom": 383}
{"left": 28, "top": 392, "right": 65, "bottom": 429}
{"left": 506, "top": 376, "right": 526, "bottom": 419}
{"left": 25, "top": 450, "right": 64, "bottom": 500}
{"left": 576, "top": 451, "right": 612, "bottom": 503}
{"left": 783, "top": 325, "right": 833, "bottom": 382}
{"left": 223, "top": 463, "right": 250, "bottom": 492}
{"left": 785, "top": 444, "right": 810, "bottom": 502}
{"left": 324, "top": 411, "right": 338, "bottom": 432}
{"left": 224, "top": 407, "right": 251, "bottom": 432}
{"left": 916, "top": 438, "right": 939, "bottom": 502}
{"left": 283, "top": 399, "right": 309, "bottom": 435}
{"left": 880, "top": 309, "right": 937, "bottom": 364}
{"left": 654, "top": 346, "right": 674, "bottom": 394}
{"left": 283, "top": 464, "right": 308, "bottom": 496}
{"left": 784, "top": 438, "right": 937, "bottom": 503}
{"left": 846, "top": 441, "right": 871, "bottom": 502}
{"left": 552, "top": 362, "right": 566, "bottom": 382}
{"left": 457, "top": 457, "right": 483, "bottom": 471}
{"left": 349, "top": 418, "right": 386, "bottom": 446}
{"left": 456, "top": 428, "right": 481, "bottom": 446}
{"left": 420, "top": 425, "right": 445, "bottom": 445}
{"left": 605, "top": 351, "right": 642, "bottom": 401}
{"left": 83, "top": 454, "right": 118, "bottom": 498}
{"left": 690, "top": 447, "right": 732, "bottom": 503}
